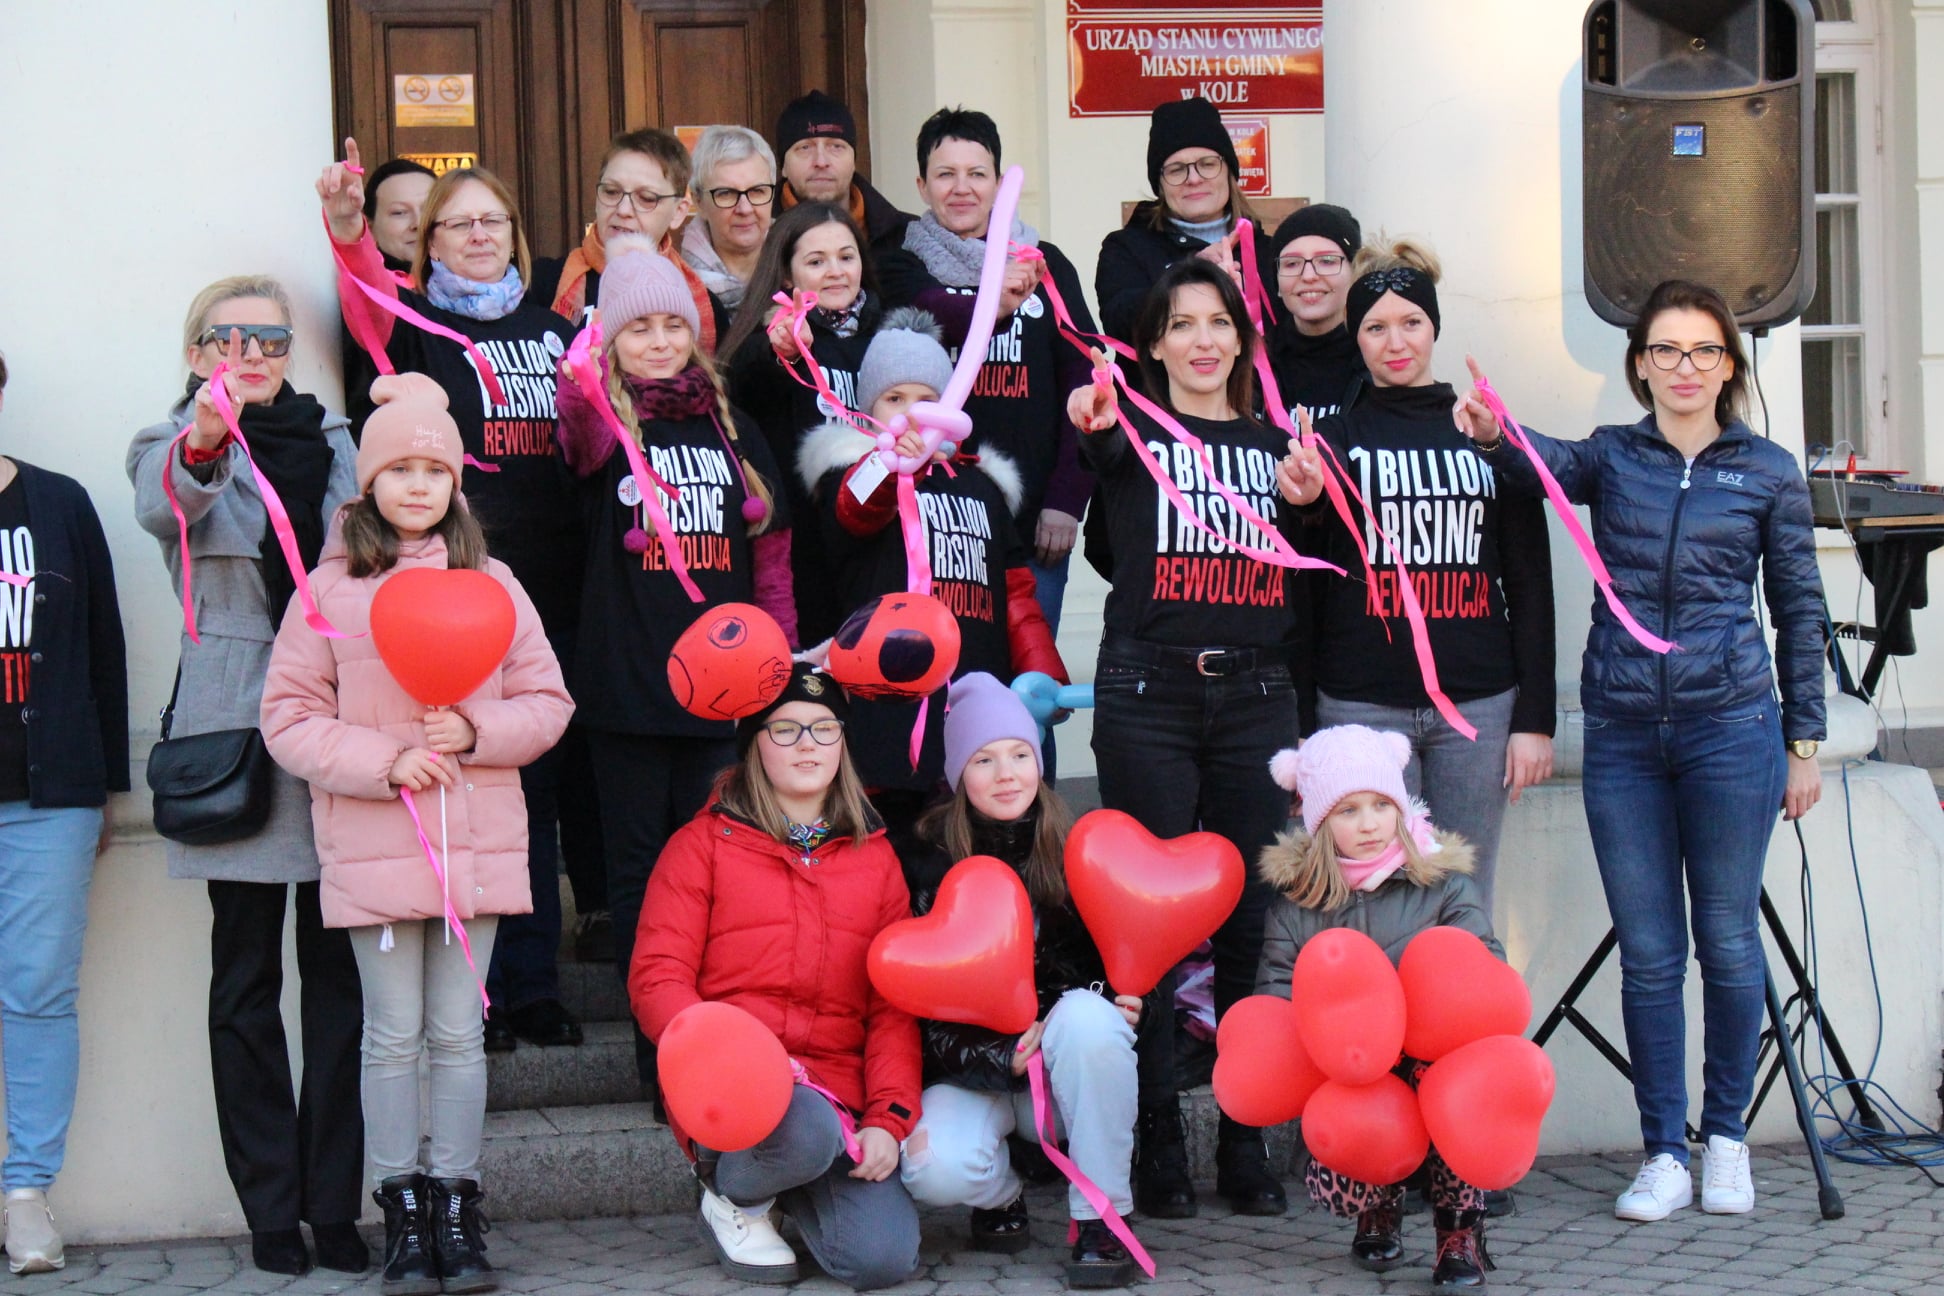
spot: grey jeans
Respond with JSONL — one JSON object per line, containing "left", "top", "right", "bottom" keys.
{"left": 348, "top": 917, "right": 499, "bottom": 1181}
{"left": 713, "top": 1087, "right": 920, "bottom": 1291}
{"left": 1316, "top": 688, "right": 1518, "bottom": 906}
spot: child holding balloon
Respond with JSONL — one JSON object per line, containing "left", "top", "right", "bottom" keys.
{"left": 1255, "top": 724, "right": 1499, "bottom": 1290}
{"left": 261, "top": 376, "right": 574, "bottom": 1296}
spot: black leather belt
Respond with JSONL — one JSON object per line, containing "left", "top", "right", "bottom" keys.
{"left": 1101, "top": 633, "right": 1275, "bottom": 678}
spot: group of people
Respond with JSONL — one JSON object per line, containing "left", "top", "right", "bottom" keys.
{"left": 0, "top": 85, "right": 1828, "bottom": 1296}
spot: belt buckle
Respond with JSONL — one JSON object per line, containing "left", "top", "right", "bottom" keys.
{"left": 1195, "top": 649, "right": 1231, "bottom": 677}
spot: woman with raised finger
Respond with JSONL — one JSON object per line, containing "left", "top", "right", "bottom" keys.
{"left": 683, "top": 125, "right": 779, "bottom": 314}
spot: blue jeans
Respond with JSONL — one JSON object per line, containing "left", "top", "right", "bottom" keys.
{"left": 1581, "top": 705, "right": 1786, "bottom": 1163}
{"left": 1029, "top": 553, "right": 1070, "bottom": 783}
{"left": 0, "top": 803, "right": 100, "bottom": 1190}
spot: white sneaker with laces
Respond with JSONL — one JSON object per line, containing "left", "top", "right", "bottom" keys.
{"left": 1614, "top": 1153, "right": 1693, "bottom": 1222}
{"left": 4, "top": 1188, "right": 65, "bottom": 1274}
{"left": 698, "top": 1186, "right": 798, "bottom": 1283}
{"left": 1700, "top": 1134, "right": 1756, "bottom": 1214}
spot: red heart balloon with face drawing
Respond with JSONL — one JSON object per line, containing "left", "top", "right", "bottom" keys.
{"left": 369, "top": 567, "right": 517, "bottom": 707}
{"left": 1399, "top": 926, "right": 1533, "bottom": 1062}
{"left": 868, "top": 856, "right": 1037, "bottom": 1033}
{"left": 1064, "top": 809, "right": 1245, "bottom": 997}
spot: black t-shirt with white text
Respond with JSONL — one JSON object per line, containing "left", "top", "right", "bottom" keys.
{"left": 0, "top": 480, "right": 36, "bottom": 801}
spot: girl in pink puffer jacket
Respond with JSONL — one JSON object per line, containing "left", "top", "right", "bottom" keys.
{"left": 261, "top": 375, "right": 573, "bottom": 1295}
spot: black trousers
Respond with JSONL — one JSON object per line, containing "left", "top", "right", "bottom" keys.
{"left": 206, "top": 880, "right": 365, "bottom": 1229}
{"left": 584, "top": 730, "right": 737, "bottom": 1084}
{"left": 557, "top": 726, "right": 608, "bottom": 914}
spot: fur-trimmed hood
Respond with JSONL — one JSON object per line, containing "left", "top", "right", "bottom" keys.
{"left": 1257, "top": 804, "right": 1476, "bottom": 896}
{"left": 795, "top": 418, "right": 1024, "bottom": 514}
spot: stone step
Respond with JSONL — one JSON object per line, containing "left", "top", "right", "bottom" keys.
{"left": 554, "top": 957, "right": 631, "bottom": 1023}
{"left": 486, "top": 1019, "right": 642, "bottom": 1112}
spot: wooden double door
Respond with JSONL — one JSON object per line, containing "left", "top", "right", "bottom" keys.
{"left": 328, "top": 0, "right": 871, "bottom": 258}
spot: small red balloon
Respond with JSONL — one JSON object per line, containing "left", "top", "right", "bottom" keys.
{"left": 1399, "top": 927, "right": 1533, "bottom": 1062}
{"left": 1213, "top": 994, "right": 1328, "bottom": 1127}
{"left": 868, "top": 857, "right": 1037, "bottom": 1033}
{"left": 657, "top": 1001, "right": 793, "bottom": 1152}
{"left": 1292, "top": 929, "right": 1407, "bottom": 1085}
{"left": 1064, "top": 809, "right": 1244, "bottom": 997}
{"left": 826, "top": 594, "right": 961, "bottom": 699}
{"left": 370, "top": 567, "right": 517, "bottom": 707}
{"left": 1419, "top": 1035, "right": 1555, "bottom": 1190}
{"left": 667, "top": 603, "right": 793, "bottom": 721}
{"left": 1302, "top": 1075, "right": 1429, "bottom": 1186}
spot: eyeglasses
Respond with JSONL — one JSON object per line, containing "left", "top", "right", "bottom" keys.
{"left": 197, "top": 324, "right": 293, "bottom": 357}
{"left": 706, "top": 183, "right": 776, "bottom": 210}
{"left": 762, "top": 718, "right": 846, "bottom": 746}
{"left": 432, "top": 212, "right": 512, "bottom": 236}
{"left": 596, "top": 182, "right": 680, "bottom": 212}
{"left": 1277, "top": 253, "right": 1347, "bottom": 278}
{"left": 1644, "top": 343, "right": 1729, "bottom": 372}
{"left": 1160, "top": 155, "right": 1226, "bottom": 186}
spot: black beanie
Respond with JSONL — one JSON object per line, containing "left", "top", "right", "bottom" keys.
{"left": 1346, "top": 265, "right": 1442, "bottom": 338}
{"left": 1272, "top": 203, "right": 1363, "bottom": 259}
{"left": 1146, "top": 97, "right": 1238, "bottom": 196}
{"left": 736, "top": 662, "right": 851, "bottom": 757}
{"left": 775, "top": 89, "right": 858, "bottom": 155}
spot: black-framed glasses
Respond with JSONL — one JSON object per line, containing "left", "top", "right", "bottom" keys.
{"left": 1277, "top": 253, "right": 1347, "bottom": 278}
{"left": 197, "top": 324, "right": 294, "bottom": 357}
{"left": 596, "top": 182, "right": 679, "bottom": 212}
{"left": 762, "top": 718, "right": 846, "bottom": 747}
{"left": 707, "top": 183, "right": 776, "bottom": 209}
{"left": 1644, "top": 343, "right": 1728, "bottom": 372}
{"left": 1160, "top": 155, "right": 1226, "bottom": 185}
{"left": 432, "top": 212, "right": 512, "bottom": 236}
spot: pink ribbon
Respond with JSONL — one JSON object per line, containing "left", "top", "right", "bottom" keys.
{"left": 161, "top": 367, "right": 353, "bottom": 643}
{"left": 0, "top": 572, "right": 27, "bottom": 589}
{"left": 789, "top": 1061, "right": 865, "bottom": 1162}
{"left": 397, "top": 785, "right": 490, "bottom": 1012}
{"left": 1026, "top": 1053, "right": 1155, "bottom": 1278}
{"left": 562, "top": 321, "right": 704, "bottom": 603}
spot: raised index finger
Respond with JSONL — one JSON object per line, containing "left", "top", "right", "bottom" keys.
{"left": 344, "top": 137, "right": 363, "bottom": 172}
{"left": 1466, "top": 353, "right": 1487, "bottom": 387}
{"left": 225, "top": 327, "right": 243, "bottom": 369}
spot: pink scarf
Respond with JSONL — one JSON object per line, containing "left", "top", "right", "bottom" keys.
{"left": 1338, "top": 841, "right": 1407, "bottom": 893}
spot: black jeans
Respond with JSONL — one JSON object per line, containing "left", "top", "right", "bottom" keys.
{"left": 1089, "top": 637, "right": 1297, "bottom": 1107}
{"left": 206, "top": 880, "right": 364, "bottom": 1230}
{"left": 557, "top": 726, "right": 608, "bottom": 915}
{"left": 486, "top": 738, "right": 569, "bottom": 1013}
{"left": 584, "top": 729, "right": 737, "bottom": 1084}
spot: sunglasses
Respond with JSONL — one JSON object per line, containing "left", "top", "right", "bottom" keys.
{"left": 197, "top": 324, "right": 294, "bottom": 358}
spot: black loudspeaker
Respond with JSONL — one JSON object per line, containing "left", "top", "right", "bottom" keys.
{"left": 1582, "top": 0, "right": 1816, "bottom": 328}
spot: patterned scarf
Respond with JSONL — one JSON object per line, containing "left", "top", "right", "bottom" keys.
{"left": 901, "top": 209, "right": 1041, "bottom": 289}
{"left": 787, "top": 819, "right": 833, "bottom": 852}
{"left": 813, "top": 290, "right": 870, "bottom": 339}
{"left": 623, "top": 365, "right": 717, "bottom": 421}
{"left": 427, "top": 260, "right": 526, "bottom": 320}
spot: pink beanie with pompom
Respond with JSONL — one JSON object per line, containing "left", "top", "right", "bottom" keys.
{"left": 1268, "top": 724, "right": 1413, "bottom": 837}
{"left": 356, "top": 373, "right": 465, "bottom": 493}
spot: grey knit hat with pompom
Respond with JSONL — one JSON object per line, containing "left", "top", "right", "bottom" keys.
{"left": 857, "top": 306, "right": 955, "bottom": 415}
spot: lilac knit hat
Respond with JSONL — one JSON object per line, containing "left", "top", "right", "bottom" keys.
{"left": 943, "top": 672, "right": 1042, "bottom": 791}
{"left": 596, "top": 235, "right": 701, "bottom": 337}
{"left": 1268, "top": 724, "right": 1413, "bottom": 837}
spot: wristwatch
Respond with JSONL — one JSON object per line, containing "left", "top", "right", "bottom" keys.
{"left": 1788, "top": 739, "right": 1819, "bottom": 760}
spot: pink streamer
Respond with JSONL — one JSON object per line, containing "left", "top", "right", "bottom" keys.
{"left": 1027, "top": 1053, "right": 1155, "bottom": 1278}
{"left": 398, "top": 785, "right": 490, "bottom": 1012}
{"left": 0, "top": 572, "right": 29, "bottom": 589}
{"left": 790, "top": 1061, "right": 864, "bottom": 1162}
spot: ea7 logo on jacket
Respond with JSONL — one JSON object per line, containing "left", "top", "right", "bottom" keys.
{"left": 1716, "top": 471, "right": 1746, "bottom": 486}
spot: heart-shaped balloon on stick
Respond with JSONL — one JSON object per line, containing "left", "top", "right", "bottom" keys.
{"left": 868, "top": 856, "right": 1037, "bottom": 1032}
{"left": 370, "top": 568, "right": 516, "bottom": 706}
{"left": 1064, "top": 810, "right": 1244, "bottom": 997}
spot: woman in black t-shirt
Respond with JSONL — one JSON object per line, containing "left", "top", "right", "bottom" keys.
{"left": 1066, "top": 259, "right": 1324, "bottom": 1222}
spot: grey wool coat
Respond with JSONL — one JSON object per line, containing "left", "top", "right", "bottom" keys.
{"left": 127, "top": 396, "right": 358, "bottom": 883}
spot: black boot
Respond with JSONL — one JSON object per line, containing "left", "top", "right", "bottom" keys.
{"left": 1133, "top": 1101, "right": 1197, "bottom": 1218}
{"left": 1067, "top": 1219, "right": 1137, "bottom": 1289}
{"left": 969, "top": 1192, "right": 1032, "bottom": 1254}
{"left": 312, "top": 1221, "right": 371, "bottom": 1274}
{"left": 1351, "top": 1199, "right": 1404, "bottom": 1271}
{"left": 425, "top": 1178, "right": 496, "bottom": 1294}
{"left": 251, "top": 1227, "right": 310, "bottom": 1276}
{"left": 1432, "top": 1208, "right": 1494, "bottom": 1289}
{"left": 1214, "top": 1115, "right": 1287, "bottom": 1215}
{"left": 372, "top": 1175, "right": 441, "bottom": 1296}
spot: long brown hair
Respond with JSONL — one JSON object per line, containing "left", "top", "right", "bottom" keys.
{"left": 412, "top": 166, "right": 533, "bottom": 291}
{"left": 917, "top": 780, "right": 1076, "bottom": 909}
{"left": 720, "top": 201, "right": 878, "bottom": 359}
{"left": 602, "top": 340, "right": 775, "bottom": 536}
{"left": 1132, "top": 259, "right": 1259, "bottom": 418}
{"left": 339, "top": 494, "right": 489, "bottom": 578}
{"left": 1624, "top": 279, "right": 1750, "bottom": 429}
{"left": 711, "top": 731, "right": 876, "bottom": 848}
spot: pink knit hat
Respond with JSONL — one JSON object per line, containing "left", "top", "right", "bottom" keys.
{"left": 356, "top": 374, "right": 465, "bottom": 494}
{"left": 1269, "top": 725, "right": 1413, "bottom": 837}
{"left": 597, "top": 234, "right": 701, "bottom": 337}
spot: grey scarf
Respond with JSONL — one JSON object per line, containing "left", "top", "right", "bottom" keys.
{"left": 902, "top": 210, "right": 1041, "bottom": 289}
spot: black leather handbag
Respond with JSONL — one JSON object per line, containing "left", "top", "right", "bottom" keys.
{"left": 145, "top": 668, "right": 274, "bottom": 846}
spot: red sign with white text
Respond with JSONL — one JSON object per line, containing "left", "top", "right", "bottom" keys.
{"left": 1067, "top": 3, "right": 1323, "bottom": 118}
{"left": 1225, "top": 117, "right": 1270, "bottom": 195}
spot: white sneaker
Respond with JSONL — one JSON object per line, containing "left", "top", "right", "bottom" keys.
{"left": 1700, "top": 1135, "right": 1756, "bottom": 1214}
{"left": 4, "top": 1188, "right": 65, "bottom": 1274}
{"left": 1614, "top": 1153, "right": 1693, "bottom": 1222}
{"left": 698, "top": 1186, "right": 798, "bottom": 1283}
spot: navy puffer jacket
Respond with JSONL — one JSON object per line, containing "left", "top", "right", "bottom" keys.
{"left": 1485, "top": 415, "right": 1826, "bottom": 742}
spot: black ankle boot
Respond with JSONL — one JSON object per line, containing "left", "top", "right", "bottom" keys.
{"left": 1133, "top": 1101, "right": 1197, "bottom": 1218}
{"left": 969, "top": 1191, "right": 1031, "bottom": 1253}
{"left": 312, "top": 1221, "right": 371, "bottom": 1273}
{"left": 1432, "top": 1207, "right": 1494, "bottom": 1289}
{"left": 1214, "top": 1115, "right": 1287, "bottom": 1215}
{"left": 425, "top": 1177, "right": 496, "bottom": 1294}
{"left": 1351, "top": 1200, "right": 1404, "bottom": 1271}
{"left": 251, "top": 1227, "right": 310, "bottom": 1276}
{"left": 372, "top": 1175, "right": 441, "bottom": 1296}
{"left": 1067, "top": 1218, "right": 1138, "bottom": 1288}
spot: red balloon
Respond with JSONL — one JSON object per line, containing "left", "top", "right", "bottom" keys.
{"left": 868, "top": 857, "right": 1037, "bottom": 1032}
{"left": 657, "top": 1001, "right": 794, "bottom": 1152}
{"left": 1419, "top": 1035, "right": 1555, "bottom": 1190}
{"left": 826, "top": 594, "right": 961, "bottom": 699}
{"left": 1399, "top": 927, "right": 1533, "bottom": 1062}
{"left": 667, "top": 603, "right": 793, "bottom": 721}
{"left": 369, "top": 568, "right": 516, "bottom": 707}
{"left": 1291, "top": 929, "right": 1406, "bottom": 1085}
{"left": 1302, "top": 1075, "right": 1429, "bottom": 1186}
{"left": 1064, "top": 810, "right": 1244, "bottom": 997}
{"left": 1212, "top": 994, "right": 1327, "bottom": 1127}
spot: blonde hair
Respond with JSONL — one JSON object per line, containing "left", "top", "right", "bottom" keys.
{"left": 918, "top": 780, "right": 1075, "bottom": 909}
{"left": 1283, "top": 796, "right": 1458, "bottom": 912}
{"left": 1351, "top": 233, "right": 1442, "bottom": 284}
{"left": 412, "top": 166, "right": 532, "bottom": 291}
{"left": 182, "top": 275, "right": 292, "bottom": 354}
{"left": 712, "top": 734, "right": 876, "bottom": 848}
{"left": 601, "top": 339, "right": 776, "bottom": 536}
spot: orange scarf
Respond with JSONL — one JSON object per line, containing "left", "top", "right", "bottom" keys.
{"left": 780, "top": 182, "right": 869, "bottom": 233}
{"left": 551, "top": 225, "right": 719, "bottom": 356}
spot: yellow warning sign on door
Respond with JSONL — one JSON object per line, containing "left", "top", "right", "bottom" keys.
{"left": 395, "top": 74, "right": 475, "bottom": 128}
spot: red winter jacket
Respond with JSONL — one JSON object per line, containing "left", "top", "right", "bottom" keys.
{"left": 631, "top": 802, "right": 922, "bottom": 1144}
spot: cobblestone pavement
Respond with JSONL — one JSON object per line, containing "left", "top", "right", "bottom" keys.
{"left": 7, "top": 1149, "right": 1940, "bottom": 1296}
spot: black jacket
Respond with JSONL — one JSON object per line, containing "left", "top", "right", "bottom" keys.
{"left": 1093, "top": 201, "right": 1275, "bottom": 345}
{"left": 12, "top": 460, "right": 129, "bottom": 807}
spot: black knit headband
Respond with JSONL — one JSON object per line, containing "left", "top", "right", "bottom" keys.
{"left": 1346, "top": 265, "right": 1441, "bottom": 338}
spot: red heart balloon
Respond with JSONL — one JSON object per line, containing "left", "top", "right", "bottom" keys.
{"left": 867, "top": 856, "right": 1037, "bottom": 1033}
{"left": 1399, "top": 927, "right": 1533, "bottom": 1062}
{"left": 657, "top": 1001, "right": 794, "bottom": 1152}
{"left": 1419, "top": 1035, "right": 1556, "bottom": 1190}
{"left": 666, "top": 603, "right": 794, "bottom": 721}
{"left": 1213, "top": 994, "right": 1328, "bottom": 1127}
{"left": 1302, "top": 1075, "right": 1429, "bottom": 1186}
{"left": 369, "top": 567, "right": 517, "bottom": 707}
{"left": 1292, "top": 928, "right": 1406, "bottom": 1085}
{"left": 827, "top": 593, "right": 961, "bottom": 699}
{"left": 1064, "top": 809, "right": 1244, "bottom": 997}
